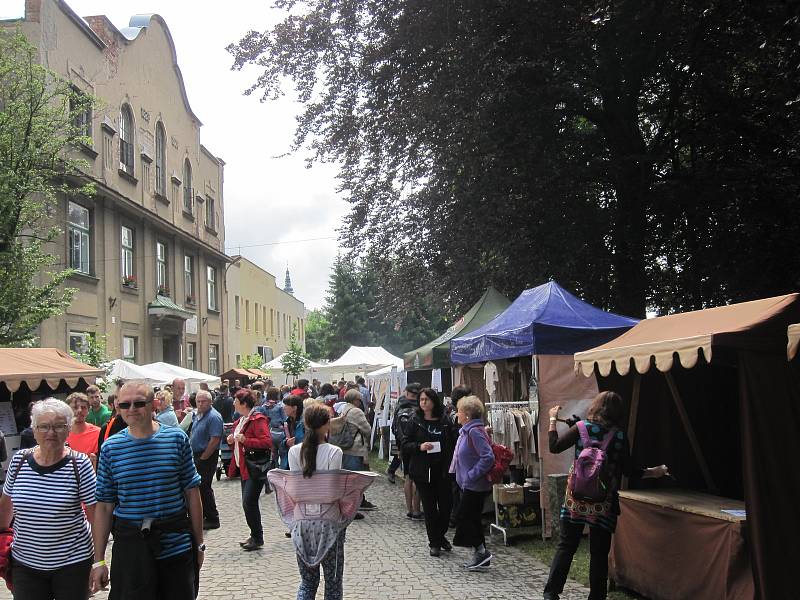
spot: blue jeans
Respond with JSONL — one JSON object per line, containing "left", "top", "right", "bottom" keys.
{"left": 296, "top": 533, "right": 345, "bottom": 600}
{"left": 241, "top": 476, "right": 265, "bottom": 544}
{"left": 341, "top": 454, "right": 364, "bottom": 470}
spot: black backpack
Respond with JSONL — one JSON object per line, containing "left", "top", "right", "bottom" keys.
{"left": 392, "top": 406, "right": 416, "bottom": 444}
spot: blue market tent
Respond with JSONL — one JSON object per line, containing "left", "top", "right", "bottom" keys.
{"left": 450, "top": 281, "right": 639, "bottom": 364}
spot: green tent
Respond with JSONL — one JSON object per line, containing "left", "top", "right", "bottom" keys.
{"left": 404, "top": 287, "right": 511, "bottom": 370}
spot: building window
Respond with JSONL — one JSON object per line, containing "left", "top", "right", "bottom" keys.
{"left": 155, "top": 122, "right": 167, "bottom": 196}
{"left": 183, "top": 159, "right": 193, "bottom": 214}
{"left": 205, "top": 196, "right": 215, "bottom": 230}
{"left": 276, "top": 311, "right": 280, "bottom": 337}
{"left": 209, "top": 344, "right": 219, "bottom": 375}
{"left": 207, "top": 266, "right": 217, "bottom": 311}
{"left": 119, "top": 104, "right": 134, "bottom": 175}
{"left": 186, "top": 342, "right": 196, "bottom": 371}
{"left": 234, "top": 295, "right": 240, "bottom": 328}
{"left": 68, "top": 331, "right": 92, "bottom": 354}
{"left": 184, "top": 255, "right": 194, "bottom": 304}
{"left": 254, "top": 302, "right": 259, "bottom": 333}
{"left": 270, "top": 308, "right": 274, "bottom": 336}
{"left": 69, "top": 89, "right": 92, "bottom": 140}
{"left": 245, "top": 299, "right": 250, "bottom": 331}
{"left": 68, "top": 201, "right": 90, "bottom": 274}
{"left": 120, "top": 226, "right": 134, "bottom": 284}
{"left": 235, "top": 354, "right": 242, "bottom": 367}
{"left": 263, "top": 306, "right": 267, "bottom": 337}
{"left": 256, "top": 346, "right": 271, "bottom": 363}
{"left": 122, "top": 336, "right": 137, "bottom": 362}
{"left": 156, "top": 242, "right": 168, "bottom": 294}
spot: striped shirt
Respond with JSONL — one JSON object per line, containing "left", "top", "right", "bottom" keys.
{"left": 3, "top": 449, "right": 96, "bottom": 570}
{"left": 96, "top": 425, "right": 201, "bottom": 559}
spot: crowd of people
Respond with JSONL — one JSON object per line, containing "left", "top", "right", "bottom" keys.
{"left": 0, "top": 373, "right": 667, "bottom": 600}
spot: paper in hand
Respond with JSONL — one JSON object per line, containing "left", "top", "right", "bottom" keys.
{"left": 427, "top": 441, "right": 441, "bottom": 453}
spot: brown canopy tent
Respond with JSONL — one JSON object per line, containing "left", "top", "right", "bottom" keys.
{"left": 0, "top": 348, "right": 104, "bottom": 394}
{"left": 574, "top": 293, "right": 800, "bottom": 600}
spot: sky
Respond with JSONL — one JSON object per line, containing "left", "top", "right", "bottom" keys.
{"left": 1, "top": 0, "right": 347, "bottom": 310}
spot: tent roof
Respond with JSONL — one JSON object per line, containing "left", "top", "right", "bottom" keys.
{"left": 220, "top": 368, "right": 257, "bottom": 381}
{"left": 404, "top": 287, "right": 511, "bottom": 370}
{"left": 450, "top": 281, "right": 639, "bottom": 364}
{"left": 0, "top": 348, "right": 104, "bottom": 393}
{"left": 142, "top": 362, "right": 220, "bottom": 386}
{"left": 108, "top": 359, "right": 171, "bottom": 387}
{"left": 575, "top": 293, "right": 800, "bottom": 377}
{"left": 264, "top": 353, "right": 324, "bottom": 370}
{"left": 326, "top": 346, "right": 403, "bottom": 372}
{"left": 789, "top": 324, "right": 800, "bottom": 360}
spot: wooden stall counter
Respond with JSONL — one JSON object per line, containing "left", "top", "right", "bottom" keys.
{"left": 610, "top": 489, "right": 754, "bottom": 600}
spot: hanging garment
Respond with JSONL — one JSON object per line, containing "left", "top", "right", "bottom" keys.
{"left": 431, "top": 369, "right": 443, "bottom": 392}
{"left": 484, "top": 362, "right": 499, "bottom": 402}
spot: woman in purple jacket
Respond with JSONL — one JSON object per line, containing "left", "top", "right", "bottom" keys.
{"left": 449, "top": 395, "right": 494, "bottom": 570}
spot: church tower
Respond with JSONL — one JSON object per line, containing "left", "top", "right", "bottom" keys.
{"left": 283, "top": 264, "right": 294, "bottom": 295}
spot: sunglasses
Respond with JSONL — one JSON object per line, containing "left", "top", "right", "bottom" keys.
{"left": 117, "top": 400, "right": 149, "bottom": 410}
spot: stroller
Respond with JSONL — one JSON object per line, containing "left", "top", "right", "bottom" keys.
{"left": 216, "top": 422, "right": 234, "bottom": 480}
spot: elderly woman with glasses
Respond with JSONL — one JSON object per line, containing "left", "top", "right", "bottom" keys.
{"left": 0, "top": 398, "right": 97, "bottom": 600}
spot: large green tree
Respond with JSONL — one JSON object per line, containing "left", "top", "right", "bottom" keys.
{"left": 230, "top": 1, "right": 800, "bottom": 319}
{"left": 0, "top": 29, "right": 95, "bottom": 345}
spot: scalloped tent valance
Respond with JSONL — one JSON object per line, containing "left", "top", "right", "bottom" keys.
{"left": 0, "top": 348, "right": 104, "bottom": 393}
{"left": 575, "top": 293, "right": 800, "bottom": 377}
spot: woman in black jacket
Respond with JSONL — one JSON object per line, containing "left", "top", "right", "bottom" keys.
{"left": 402, "top": 388, "right": 456, "bottom": 556}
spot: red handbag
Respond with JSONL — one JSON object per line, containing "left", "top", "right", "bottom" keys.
{"left": 0, "top": 527, "right": 13, "bottom": 591}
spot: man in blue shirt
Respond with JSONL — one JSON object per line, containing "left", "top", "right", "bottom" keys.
{"left": 190, "top": 390, "right": 224, "bottom": 529}
{"left": 91, "top": 383, "right": 203, "bottom": 599}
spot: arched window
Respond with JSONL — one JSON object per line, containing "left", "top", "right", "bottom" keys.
{"left": 119, "top": 104, "right": 134, "bottom": 175}
{"left": 155, "top": 122, "right": 166, "bottom": 195}
{"left": 183, "top": 158, "right": 193, "bottom": 214}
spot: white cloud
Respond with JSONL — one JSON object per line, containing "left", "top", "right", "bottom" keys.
{"left": 1, "top": 0, "right": 346, "bottom": 309}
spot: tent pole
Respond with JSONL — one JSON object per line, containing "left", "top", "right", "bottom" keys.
{"left": 663, "top": 371, "right": 719, "bottom": 494}
{"left": 622, "top": 372, "right": 641, "bottom": 491}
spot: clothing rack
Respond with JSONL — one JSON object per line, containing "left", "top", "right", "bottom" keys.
{"left": 486, "top": 401, "right": 531, "bottom": 407}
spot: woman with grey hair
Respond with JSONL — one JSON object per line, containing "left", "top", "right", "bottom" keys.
{"left": 0, "top": 398, "right": 97, "bottom": 599}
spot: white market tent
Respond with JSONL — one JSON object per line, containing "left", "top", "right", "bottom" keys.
{"left": 108, "top": 359, "right": 171, "bottom": 388}
{"left": 141, "top": 362, "right": 220, "bottom": 392}
{"left": 262, "top": 353, "right": 329, "bottom": 385}
{"left": 326, "top": 346, "right": 404, "bottom": 375}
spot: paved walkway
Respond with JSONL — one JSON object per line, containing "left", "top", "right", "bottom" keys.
{"left": 1, "top": 472, "right": 590, "bottom": 600}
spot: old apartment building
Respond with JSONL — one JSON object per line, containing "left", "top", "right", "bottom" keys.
{"left": 226, "top": 257, "right": 306, "bottom": 368}
{"left": 5, "top": 0, "right": 228, "bottom": 373}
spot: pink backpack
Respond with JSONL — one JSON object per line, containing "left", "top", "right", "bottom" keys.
{"left": 569, "top": 421, "right": 617, "bottom": 502}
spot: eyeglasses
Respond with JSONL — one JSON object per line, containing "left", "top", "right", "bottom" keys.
{"left": 117, "top": 400, "right": 149, "bottom": 410}
{"left": 34, "top": 424, "right": 69, "bottom": 433}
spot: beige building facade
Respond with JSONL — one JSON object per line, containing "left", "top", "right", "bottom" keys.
{"left": 226, "top": 256, "right": 306, "bottom": 368}
{"left": 5, "top": 0, "right": 228, "bottom": 374}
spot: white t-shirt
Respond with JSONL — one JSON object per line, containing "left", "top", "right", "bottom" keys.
{"left": 288, "top": 442, "right": 343, "bottom": 472}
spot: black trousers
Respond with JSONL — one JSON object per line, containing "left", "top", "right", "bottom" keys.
{"left": 387, "top": 455, "right": 402, "bottom": 475}
{"left": 544, "top": 520, "right": 612, "bottom": 600}
{"left": 194, "top": 453, "right": 219, "bottom": 522}
{"left": 415, "top": 469, "right": 452, "bottom": 548}
{"left": 109, "top": 548, "right": 196, "bottom": 600}
{"left": 12, "top": 557, "right": 92, "bottom": 600}
{"left": 452, "top": 488, "right": 488, "bottom": 549}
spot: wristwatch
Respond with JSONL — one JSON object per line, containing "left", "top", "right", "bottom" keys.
{"left": 197, "top": 543, "right": 207, "bottom": 552}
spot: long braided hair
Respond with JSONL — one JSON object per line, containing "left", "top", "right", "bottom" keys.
{"left": 301, "top": 404, "right": 331, "bottom": 478}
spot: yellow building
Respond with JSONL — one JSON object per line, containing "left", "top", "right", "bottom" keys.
{"left": 3, "top": 0, "right": 228, "bottom": 373}
{"left": 226, "top": 256, "right": 306, "bottom": 368}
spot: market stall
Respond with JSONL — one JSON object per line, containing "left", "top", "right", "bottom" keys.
{"left": 108, "top": 359, "right": 171, "bottom": 388}
{"left": 143, "top": 362, "right": 220, "bottom": 392}
{"left": 451, "top": 281, "right": 638, "bottom": 537}
{"left": 325, "top": 346, "right": 403, "bottom": 380}
{"left": 262, "top": 354, "right": 328, "bottom": 385}
{"left": 219, "top": 368, "right": 260, "bottom": 387}
{"left": 0, "top": 348, "right": 105, "bottom": 473}
{"left": 574, "top": 293, "right": 800, "bottom": 600}
{"left": 404, "top": 287, "right": 510, "bottom": 393}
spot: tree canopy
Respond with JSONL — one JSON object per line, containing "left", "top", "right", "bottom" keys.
{"left": 230, "top": 1, "right": 800, "bottom": 319}
{"left": 0, "top": 29, "right": 95, "bottom": 345}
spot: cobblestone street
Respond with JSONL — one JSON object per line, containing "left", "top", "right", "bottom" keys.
{"left": 1, "top": 471, "right": 590, "bottom": 600}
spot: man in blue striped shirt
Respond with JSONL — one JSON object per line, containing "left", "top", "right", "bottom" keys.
{"left": 90, "top": 382, "right": 204, "bottom": 599}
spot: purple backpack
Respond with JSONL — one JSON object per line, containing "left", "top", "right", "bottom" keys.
{"left": 569, "top": 421, "right": 618, "bottom": 502}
